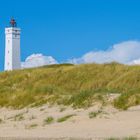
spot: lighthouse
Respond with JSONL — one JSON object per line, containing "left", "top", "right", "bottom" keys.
{"left": 4, "top": 19, "right": 21, "bottom": 71}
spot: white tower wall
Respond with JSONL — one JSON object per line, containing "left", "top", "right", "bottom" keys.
{"left": 5, "top": 27, "right": 21, "bottom": 71}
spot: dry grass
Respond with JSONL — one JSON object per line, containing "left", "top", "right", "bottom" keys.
{"left": 0, "top": 63, "right": 140, "bottom": 110}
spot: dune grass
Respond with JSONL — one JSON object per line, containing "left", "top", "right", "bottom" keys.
{"left": 44, "top": 116, "right": 54, "bottom": 125}
{"left": 0, "top": 63, "right": 140, "bottom": 109}
{"left": 57, "top": 114, "right": 75, "bottom": 123}
{"left": 25, "top": 123, "right": 38, "bottom": 129}
{"left": 0, "top": 118, "right": 3, "bottom": 124}
{"left": 89, "top": 110, "right": 102, "bottom": 118}
{"left": 12, "top": 113, "right": 25, "bottom": 121}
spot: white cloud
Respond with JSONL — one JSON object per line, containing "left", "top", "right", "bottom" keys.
{"left": 21, "top": 53, "right": 58, "bottom": 68}
{"left": 68, "top": 41, "right": 140, "bottom": 65}
{"left": 22, "top": 41, "right": 140, "bottom": 69}
{"left": 130, "top": 58, "right": 140, "bottom": 65}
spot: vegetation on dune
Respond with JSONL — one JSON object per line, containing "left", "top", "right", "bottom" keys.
{"left": 89, "top": 110, "right": 103, "bottom": 118}
{"left": 57, "top": 114, "right": 75, "bottom": 122}
{"left": 0, "top": 118, "right": 3, "bottom": 124}
{"left": 0, "top": 63, "right": 140, "bottom": 109}
{"left": 44, "top": 116, "right": 54, "bottom": 125}
{"left": 10, "top": 113, "right": 25, "bottom": 121}
{"left": 25, "top": 123, "right": 38, "bottom": 129}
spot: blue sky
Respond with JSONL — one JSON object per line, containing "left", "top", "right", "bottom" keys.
{"left": 1, "top": 0, "right": 140, "bottom": 70}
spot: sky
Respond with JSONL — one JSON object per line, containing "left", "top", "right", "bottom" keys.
{"left": 1, "top": 0, "right": 140, "bottom": 70}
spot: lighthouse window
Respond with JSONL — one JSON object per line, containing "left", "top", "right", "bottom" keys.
{"left": 8, "top": 40, "right": 10, "bottom": 43}
{"left": 7, "top": 62, "right": 9, "bottom": 66}
{"left": 8, "top": 51, "right": 9, "bottom": 54}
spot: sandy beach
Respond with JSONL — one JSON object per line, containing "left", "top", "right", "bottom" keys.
{"left": 0, "top": 104, "right": 139, "bottom": 139}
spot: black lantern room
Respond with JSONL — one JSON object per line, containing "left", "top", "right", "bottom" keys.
{"left": 10, "top": 18, "right": 17, "bottom": 27}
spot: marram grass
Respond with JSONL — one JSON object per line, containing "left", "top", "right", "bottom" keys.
{"left": 0, "top": 63, "right": 140, "bottom": 109}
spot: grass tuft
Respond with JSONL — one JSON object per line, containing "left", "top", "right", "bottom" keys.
{"left": 44, "top": 116, "right": 54, "bottom": 125}
{"left": 13, "top": 113, "right": 25, "bottom": 121}
{"left": 26, "top": 123, "right": 38, "bottom": 129}
{"left": 0, "top": 118, "right": 3, "bottom": 124}
{"left": 89, "top": 110, "right": 102, "bottom": 118}
{"left": 57, "top": 114, "right": 75, "bottom": 123}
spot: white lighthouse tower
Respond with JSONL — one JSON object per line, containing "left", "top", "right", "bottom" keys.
{"left": 4, "top": 19, "right": 21, "bottom": 71}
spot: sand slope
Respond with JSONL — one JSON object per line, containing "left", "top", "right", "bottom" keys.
{"left": 0, "top": 105, "right": 140, "bottom": 139}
